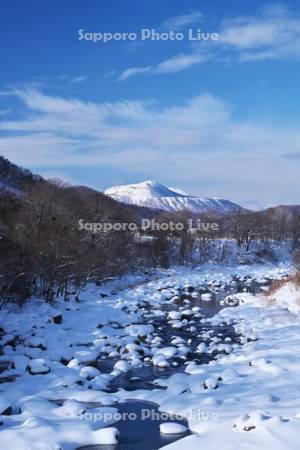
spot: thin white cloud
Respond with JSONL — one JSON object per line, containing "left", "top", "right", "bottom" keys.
{"left": 0, "top": 88, "right": 300, "bottom": 205}
{"left": 154, "top": 52, "right": 209, "bottom": 73}
{"left": 70, "top": 76, "right": 87, "bottom": 83}
{"left": 161, "top": 11, "right": 203, "bottom": 30}
{"left": 118, "top": 66, "right": 152, "bottom": 81}
{"left": 103, "top": 69, "right": 117, "bottom": 79}
{"left": 221, "top": 4, "right": 300, "bottom": 60}
{"left": 118, "top": 52, "right": 211, "bottom": 80}
{"left": 118, "top": 4, "right": 300, "bottom": 80}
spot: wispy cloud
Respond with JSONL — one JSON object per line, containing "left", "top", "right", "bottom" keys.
{"left": 118, "top": 4, "right": 300, "bottom": 80}
{"left": 118, "top": 53, "right": 210, "bottom": 80}
{"left": 161, "top": 11, "right": 203, "bottom": 30}
{"left": 118, "top": 66, "right": 152, "bottom": 81}
{"left": 154, "top": 52, "right": 210, "bottom": 73}
{"left": 70, "top": 76, "right": 87, "bottom": 83}
{"left": 0, "top": 88, "right": 300, "bottom": 205}
{"left": 221, "top": 4, "right": 300, "bottom": 61}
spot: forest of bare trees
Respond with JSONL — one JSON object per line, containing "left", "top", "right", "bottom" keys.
{"left": 0, "top": 157, "right": 299, "bottom": 307}
{"left": 0, "top": 180, "right": 152, "bottom": 306}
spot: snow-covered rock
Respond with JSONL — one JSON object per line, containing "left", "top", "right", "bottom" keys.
{"left": 73, "top": 350, "right": 98, "bottom": 364}
{"left": 159, "top": 422, "right": 188, "bottom": 434}
{"left": 28, "top": 358, "right": 50, "bottom": 375}
{"left": 114, "top": 360, "right": 131, "bottom": 372}
{"left": 0, "top": 398, "right": 12, "bottom": 415}
{"left": 92, "top": 427, "right": 119, "bottom": 444}
{"left": 201, "top": 293, "right": 213, "bottom": 301}
{"left": 79, "top": 366, "right": 101, "bottom": 380}
{"left": 168, "top": 311, "right": 182, "bottom": 320}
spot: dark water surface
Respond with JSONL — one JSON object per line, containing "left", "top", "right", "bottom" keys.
{"left": 77, "top": 400, "right": 190, "bottom": 450}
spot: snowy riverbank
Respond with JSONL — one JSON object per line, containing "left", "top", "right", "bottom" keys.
{"left": 0, "top": 260, "right": 299, "bottom": 450}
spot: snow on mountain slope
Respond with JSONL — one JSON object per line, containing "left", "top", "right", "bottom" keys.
{"left": 104, "top": 180, "right": 242, "bottom": 214}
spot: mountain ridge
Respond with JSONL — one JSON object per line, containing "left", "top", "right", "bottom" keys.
{"left": 104, "top": 180, "right": 243, "bottom": 215}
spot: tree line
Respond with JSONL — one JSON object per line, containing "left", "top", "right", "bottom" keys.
{"left": 0, "top": 173, "right": 299, "bottom": 307}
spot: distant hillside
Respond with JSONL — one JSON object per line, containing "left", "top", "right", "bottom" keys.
{"left": 0, "top": 156, "right": 43, "bottom": 194}
{"left": 262, "top": 205, "right": 300, "bottom": 220}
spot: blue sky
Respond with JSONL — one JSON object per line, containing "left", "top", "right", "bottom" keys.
{"left": 0, "top": 0, "right": 300, "bottom": 208}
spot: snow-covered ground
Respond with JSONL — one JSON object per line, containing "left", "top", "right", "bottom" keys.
{"left": 146, "top": 288, "right": 300, "bottom": 450}
{"left": 0, "top": 260, "right": 299, "bottom": 450}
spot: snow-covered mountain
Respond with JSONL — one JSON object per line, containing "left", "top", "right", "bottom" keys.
{"left": 104, "top": 180, "right": 242, "bottom": 215}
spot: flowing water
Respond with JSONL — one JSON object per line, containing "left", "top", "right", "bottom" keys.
{"left": 76, "top": 275, "right": 275, "bottom": 450}
{"left": 98, "top": 275, "right": 269, "bottom": 392}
